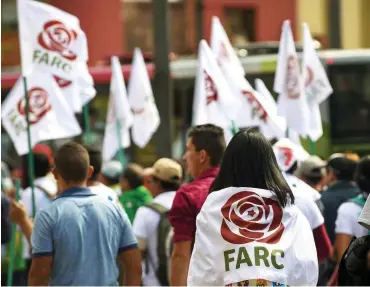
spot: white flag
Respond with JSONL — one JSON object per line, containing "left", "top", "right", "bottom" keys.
{"left": 255, "top": 79, "right": 278, "bottom": 115}
{"left": 188, "top": 187, "right": 318, "bottom": 286}
{"left": 193, "top": 40, "right": 241, "bottom": 142}
{"left": 210, "top": 16, "right": 259, "bottom": 128}
{"left": 128, "top": 48, "right": 160, "bottom": 148}
{"left": 102, "top": 57, "right": 133, "bottom": 161}
{"left": 1, "top": 71, "right": 81, "bottom": 155}
{"left": 274, "top": 20, "right": 309, "bottom": 137}
{"left": 302, "top": 23, "right": 333, "bottom": 141}
{"left": 17, "top": 0, "right": 94, "bottom": 112}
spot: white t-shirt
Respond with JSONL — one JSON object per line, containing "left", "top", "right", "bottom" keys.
{"left": 89, "top": 183, "right": 119, "bottom": 203}
{"left": 359, "top": 195, "right": 370, "bottom": 230}
{"left": 284, "top": 173, "right": 324, "bottom": 230}
{"left": 132, "top": 191, "right": 176, "bottom": 286}
{"left": 21, "top": 176, "right": 57, "bottom": 259}
{"left": 335, "top": 201, "right": 368, "bottom": 237}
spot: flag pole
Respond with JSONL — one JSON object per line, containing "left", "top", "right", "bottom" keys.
{"left": 116, "top": 120, "right": 126, "bottom": 168}
{"left": 23, "top": 77, "right": 36, "bottom": 218}
{"left": 7, "top": 179, "right": 21, "bottom": 286}
{"left": 308, "top": 137, "right": 316, "bottom": 155}
{"left": 83, "top": 104, "right": 92, "bottom": 145}
{"left": 285, "top": 128, "right": 290, "bottom": 138}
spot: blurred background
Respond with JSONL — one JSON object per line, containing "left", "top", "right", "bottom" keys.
{"left": 2, "top": 0, "right": 370, "bottom": 169}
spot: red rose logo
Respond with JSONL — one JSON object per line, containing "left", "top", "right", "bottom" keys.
{"left": 53, "top": 75, "right": 72, "bottom": 88}
{"left": 305, "top": 66, "right": 314, "bottom": 88}
{"left": 221, "top": 191, "right": 284, "bottom": 244}
{"left": 242, "top": 90, "right": 268, "bottom": 122}
{"left": 286, "top": 55, "right": 300, "bottom": 99}
{"left": 277, "top": 146, "right": 294, "bottom": 168}
{"left": 18, "top": 87, "right": 52, "bottom": 124}
{"left": 38, "top": 20, "right": 78, "bottom": 61}
{"left": 204, "top": 71, "right": 218, "bottom": 105}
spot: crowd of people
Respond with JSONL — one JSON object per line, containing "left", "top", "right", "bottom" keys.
{"left": 1, "top": 124, "right": 370, "bottom": 286}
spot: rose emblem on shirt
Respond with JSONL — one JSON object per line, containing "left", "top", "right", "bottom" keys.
{"left": 221, "top": 191, "right": 284, "bottom": 244}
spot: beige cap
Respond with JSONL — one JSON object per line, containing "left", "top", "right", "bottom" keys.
{"left": 152, "top": 158, "right": 183, "bottom": 183}
{"left": 294, "top": 155, "right": 327, "bottom": 178}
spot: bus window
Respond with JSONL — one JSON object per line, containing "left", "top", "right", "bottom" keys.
{"left": 328, "top": 63, "right": 370, "bottom": 143}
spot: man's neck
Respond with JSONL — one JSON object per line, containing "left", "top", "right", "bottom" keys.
{"left": 194, "top": 164, "right": 213, "bottom": 178}
{"left": 57, "top": 182, "right": 87, "bottom": 196}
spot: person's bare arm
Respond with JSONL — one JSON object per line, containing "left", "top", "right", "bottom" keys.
{"left": 28, "top": 256, "right": 53, "bottom": 286}
{"left": 335, "top": 233, "right": 353, "bottom": 262}
{"left": 10, "top": 200, "right": 33, "bottom": 244}
{"left": 117, "top": 247, "right": 142, "bottom": 286}
{"left": 170, "top": 240, "right": 192, "bottom": 286}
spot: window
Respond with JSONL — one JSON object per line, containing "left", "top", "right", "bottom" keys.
{"left": 224, "top": 8, "right": 256, "bottom": 46}
{"left": 328, "top": 63, "right": 370, "bottom": 143}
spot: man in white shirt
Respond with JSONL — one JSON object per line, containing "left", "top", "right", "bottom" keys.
{"left": 84, "top": 145, "right": 119, "bottom": 202}
{"left": 132, "top": 158, "right": 183, "bottom": 286}
{"left": 21, "top": 152, "right": 57, "bottom": 271}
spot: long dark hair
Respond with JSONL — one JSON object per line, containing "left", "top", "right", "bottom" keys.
{"left": 210, "top": 129, "right": 294, "bottom": 207}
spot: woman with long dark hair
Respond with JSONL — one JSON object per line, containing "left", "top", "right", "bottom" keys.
{"left": 187, "top": 129, "right": 318, "bottom": 286}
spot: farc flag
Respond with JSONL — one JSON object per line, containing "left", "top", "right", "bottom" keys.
{"left": 187, "top": 187, "right": 318, "bottom": 286}
{"left": 193, "top": 40, "right": 241, "bottom": 143}
{"left": 210, "top": 16, "right": 259, "bottom": 129}
{"left": 17, "top": 0, "right": 95, "bottom": 112}
{"left": 274, "top": 20, "right": 310, "bottom": 137}
{"left": 1, "top": 71, "right": 82, "bottom": 155}
{"left": 302, "top": 23, "right": 333, "bottom": 141}
{"left": 128, "top": 48, "right": 160, "bottom": 148}
{"left": 102, "top": 56, "right": 133, "bottom": 161}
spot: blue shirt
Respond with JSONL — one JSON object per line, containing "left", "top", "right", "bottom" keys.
{"left": 31, "top": 187, "right": 138, "bottom": 286}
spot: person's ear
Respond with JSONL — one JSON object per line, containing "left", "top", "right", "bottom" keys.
{"left": 87, "top": 166, "right": 94, "bottom": 179}
{"left": 199, "top": 150, "right": 207, "bottom": 164}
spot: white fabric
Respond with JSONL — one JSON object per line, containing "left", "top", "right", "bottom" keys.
{"left": 128, "top": 48, "right": 160, "bottom": 148}
{"left": 273, "top": 20, "right": 310, "bottom": 137}
{"left": 132, "top": 191, "right": 176, "bottom": 286}
{"left": 359, "top": 195, "right": 370, "bottom": 230}
{"left": 302, "top": 23, "right": 333, "bottom": 141}
{"left": 273, "top": 138, "right": 310, "bottom": 172}
{"left": 284, "top": 173, "right": 323, "bottom": 230}
{"left": 1, "top": 71, "right": 82, "bottom": 155}
{"left": 21, "top": 176, "right": 57, "bottom": 259}
{"left": 210, "top": 17, "right": 286, "bottom": 141}
{"left": 192, "top": 40, "right": 241, "bottom": 143}
{"left": 335, "top": 202, "right": 368, "bottom": 237}
{"left": 89, "top": 183, "right": 119, "bottom": 203}
{"left": 187, "top": 187, "right": 318, "bottom": 286}
{"left": 102, "top": 56, "right": 133, "bottom": 161}
{"left": 17, "top": 0, "right": 94, "bottom": 112}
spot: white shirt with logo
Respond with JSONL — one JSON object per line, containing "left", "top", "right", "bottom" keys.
{"left": 132, "top": 191, "right": 176, "bottom": 286}
{"left": 284, "top": 173, "right": 324, "bottom": 230}
{"left": 188, "top": 187, "right": 318, "bottom": 286}
{"left": 21, "top": 175, "right": 57, "bottom": 259}
{"left": 336, "top": 201, "right": 368, "bottom": 238}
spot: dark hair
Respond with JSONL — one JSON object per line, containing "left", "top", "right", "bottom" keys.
{"left": 303, "top": 172, "right": 323, "bottom": 186}
{"left": 286, "top": 161, "right": 298, "bottom": 175}
{"left": 102, "top": 175, "right": 119, "bottom": 186}
{"left": 210, "top": 129, "right": 294, "bottom": 207}
{"left": 55, "top": 142, "right": 90, "bottom": 183}
{"left": 355, "top": 155, "right": 370, "bottom": 193}
{"left": 83, "top": 145, "right": 102, "bottom": 181}
{"left": 121, "top": 163, "right": 144, "bottom": 189}
{"left": 153, "top": 176, "right": 181, "bottom": 192}
{"left": 188, "top": 124, "right": 226, "bottom": 167}
{"left": 33, "top": 152, "right": 51, "bottom": 178}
